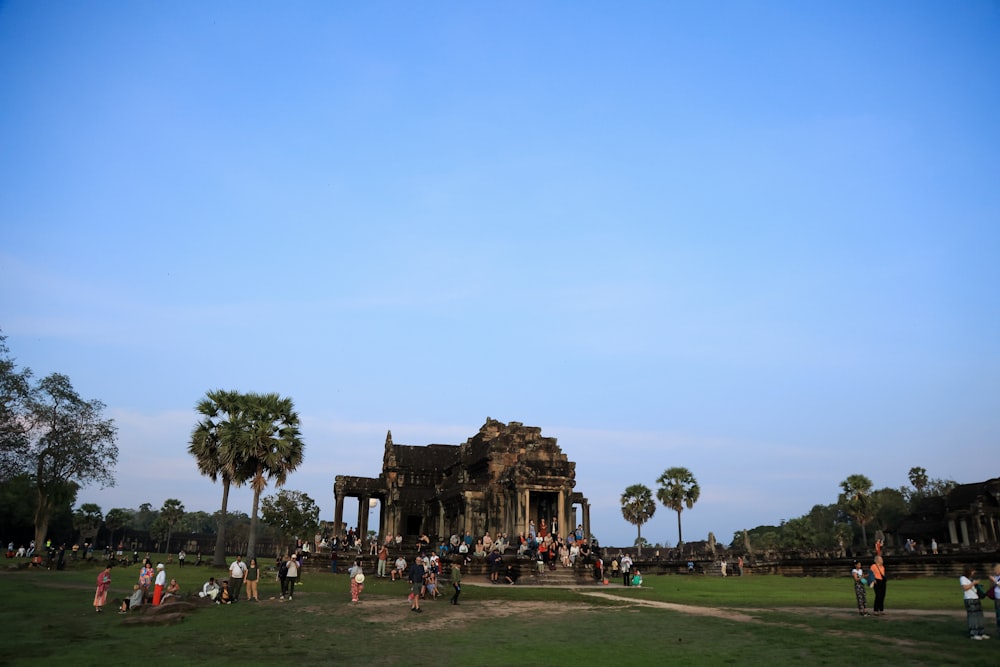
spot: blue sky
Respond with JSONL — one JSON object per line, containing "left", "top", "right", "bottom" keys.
{"left": 2, "top": 1, "right": 997, "bottom": 548}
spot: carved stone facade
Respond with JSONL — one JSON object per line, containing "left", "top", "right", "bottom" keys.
{"left": 333, "top": 418, "right": 591, "bottom": 542}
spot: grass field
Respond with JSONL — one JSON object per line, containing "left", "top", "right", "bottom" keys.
{"left": 1, "top": 557, "right": 997, "bottom": 666}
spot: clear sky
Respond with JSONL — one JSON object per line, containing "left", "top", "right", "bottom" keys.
{"left": 2, "top": 1, "right": 998, "bottom": 548}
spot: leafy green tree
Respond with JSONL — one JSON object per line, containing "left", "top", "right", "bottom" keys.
{"left": 872, "top": 487, "right": 908, "bottom": 535}
{"left": 72, "top": 503, "right": 103, "bottom": 544}
{"left": 261, "top": 489, "right": 320, "bottom": 554}
{"left": 2, "top": 371, "right": 118, "bottom": 547}
{"left": 103, "top": 508, "right": 132, "bottom": 547}
{"left": 189, "top": 389, "right": 249, "bottom": 566}
{"left": 0, "top": 474, "right": 37, "bottom": 545}
{"left": 0, "top": 332, "right": 32, "bottom": 462}
{"left": 131, "top": 502, "right": 157, "bottom": 531}
{"left": 179, "top": 510, "right": 216, "bottom": 534}
{"left": 237, "top": 392, "right": 305, "bottom": 561}
{"left": 839, "top": 474, "right": 877, "bottom": 548}
{"left": 779, "top": 516, "right": 817, "bottom": 550}
{"left": 656, "top": 467, "right": 700, "bottom": 546}
{"left": 620, "top": 484, "right": 656, "bottom": 558}
{"left": 159, "top": 498, "right": 185, "bottom": 554}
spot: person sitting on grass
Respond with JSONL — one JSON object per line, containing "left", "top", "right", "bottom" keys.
{"left": 120, "top": 585, "right": 144, "bottom": 613}
{"left": 218, "top": 580, "right": 232, "bottom": 604}
{"left": 424, "top": 570, "right": 441, "bottom": 599}
{"left": 199, "top": 577, "right": 220, "bottom": 601}
{"left": 631, "top": 569, "right": 643, "bottom": 587}
{"left": 161, "top": 578, "right": 181, "bottom": 602}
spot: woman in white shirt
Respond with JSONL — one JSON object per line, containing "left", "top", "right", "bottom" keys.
{"left": 959, "top": 565, "right": 988, "bottom": 640}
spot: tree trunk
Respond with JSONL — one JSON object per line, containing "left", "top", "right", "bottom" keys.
{"left": 637, "top": 525, "right": 643, "bottom": 558}
{"left": 676, "top": 510, "right": 684, "bottom": 546}
{"left": 34, "top": 487, "right": 52, "bottom": 551}
{"left": 212, "top": 479, "right": 231, "bottom": 567}
{"left": 247, "top": 484, "right": 262, "bottom": 562}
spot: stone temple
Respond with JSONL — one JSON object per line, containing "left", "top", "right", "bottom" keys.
{"left": 333, "top": 418, "right": 591, "bottom": 542}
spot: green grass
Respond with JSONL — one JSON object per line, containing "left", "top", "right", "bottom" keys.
{"left": 1, "top": 559, "right": 997, "bottom": 666}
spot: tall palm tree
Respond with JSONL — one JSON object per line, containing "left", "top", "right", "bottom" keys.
{"left": 839, "top": 474, "right": 876, "bottom": 548}
{"left": 238, "top": 392, "right": 305, "bottom": 561}
{"left": 188, "top": 389, "right": 247, "bottom": 566}
{"left": 159, "top": 498, "right": 185, "bottom": 555}
{"left": 656, "top": 467, "right": 700, "bottom": 546}
{"left": 620, "top": 484, "right": 656, "bottom": 558}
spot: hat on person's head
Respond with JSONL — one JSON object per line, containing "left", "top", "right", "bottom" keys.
{"left": 156, "top": 563, "right": 164, "bottom": 570}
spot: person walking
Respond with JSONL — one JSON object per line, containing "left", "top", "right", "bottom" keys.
{"left": 408, "top": 555, "right": 426, "bottom": 613}
{"left": 229, "top": 555, "right": 247, "bottom": 602}
{"left": 450, "top": 559, "right": 462, "bottom": 605}
{"left": 245, "top": 557, "right": 260, "bottom": 601}
{"left": 93, "top": 564, "right": 112, "bottom": 612}
{"left": 870, "top": 555, "right": 887, "bottom": 615}
{"left": 960, "top": 566, "right": 988, "bottom": 640}
{"left": 348, "top": 559, "right": 365, "bottom": 603}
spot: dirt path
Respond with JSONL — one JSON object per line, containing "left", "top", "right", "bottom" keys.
{"left": 579, "top": 590, "right": 964, "bottom": 622}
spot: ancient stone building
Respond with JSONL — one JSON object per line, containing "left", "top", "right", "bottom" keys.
{"left": 333, "top": 418, "right": 591, "bottom": 543}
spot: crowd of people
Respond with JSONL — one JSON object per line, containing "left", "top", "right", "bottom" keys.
{"left": 43, "top": 526, "right": 1000, "bottom": 643}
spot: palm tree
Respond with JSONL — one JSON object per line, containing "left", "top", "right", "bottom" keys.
{"left": 839, "top": 474, "right": 876, "bottom": 548}
{"left": 656, "top": 467, "right": 700, "bottom": 546}
{"left": 238, "top": 392, "right": 305, "bottom": 561}
{"left": 103, "top": 508, "right": 132, "bottom": 548}
{"left": 188, "top": 389, "right": 248, "bottom": 566}
{"left": 620, "top": 484, "right": 656, "bottom": 558}
{"left": 159, "top": 498, "right": 185, "bottom": 555}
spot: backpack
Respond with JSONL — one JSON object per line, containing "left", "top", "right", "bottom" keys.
{"left": 278, "top": 561, "right": 288, "bottom": 579}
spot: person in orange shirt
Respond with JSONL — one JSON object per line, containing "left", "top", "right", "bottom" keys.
{"left": 870, "top": 555, "right": 887, "bottom": 615}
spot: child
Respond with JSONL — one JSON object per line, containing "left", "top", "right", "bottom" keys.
{"left": 218, "top": 580, "right": 232, "bottom": 604}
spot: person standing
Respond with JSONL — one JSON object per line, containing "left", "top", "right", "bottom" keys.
{"left": 450, "top": 559, "right": 462, "bottom": 605}
{"left": 284, "top": 553, "right": 299, "bottom": 600}
{"left": 377, "top": 543, "right": 388, "bottom": 578}
{"left": 870, "top": 555, "right": 887, "bottom": 616}
{"left": 960, "top": 565, "right": 988, "bottom": 640}
{"left": 245, "top": 558, "right": 260, "bottom": 601}
{"left": 851, "top": 561, "right": 870, "bottom": 616}
{"left": 621, "top": 554, "right": 632, "bottom": 586}
{"left": 93, "top": 564, "right": 112, "bottom": 612}
{"left": 178, "top": 549, "right": 186, "bottom": 568}
{"left": 408, "top": 555, "right": 426, "bottom": 613}
{"left": 152, "top": 563, "right": 166, "bottom": 605}
{"left": 229, "top": 555, "right": 247, "bottom": 602}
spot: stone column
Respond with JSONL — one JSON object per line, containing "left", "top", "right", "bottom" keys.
{"left": 358, "top": 496, "right": 369, "bottom": 539}
{"left": 523, "top": 489, "right": 531, "bottom": 533}
{"left": 583, "top": 501, "right": 591, "bottom": 543}
{"left": 960, "top": 518, "right": 970, "bottom": 546}
{"left": 334, "top": 492, "right": 345, "bottom": 536}
{"left": 948, "top": 518, "right": 958, "bottom": 545}
{"left": 557, "top": 491, "right": 566, "bottom": 539}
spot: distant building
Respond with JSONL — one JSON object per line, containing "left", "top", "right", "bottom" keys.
{"left": 333, "top": 418, "right": 591, "bottom": 542}
{"left": 895, "top": 477, "right": 999, "bottom": 548}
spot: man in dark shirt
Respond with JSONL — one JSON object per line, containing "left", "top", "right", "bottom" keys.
{"left": 408, "top": 555, "right": 426, "bottom": 613}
